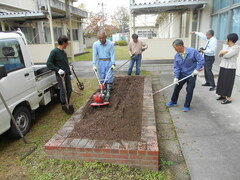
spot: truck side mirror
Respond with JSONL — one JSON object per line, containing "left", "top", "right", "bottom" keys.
{"left": 0, "top": 65, "right": 7, "bottom": 79}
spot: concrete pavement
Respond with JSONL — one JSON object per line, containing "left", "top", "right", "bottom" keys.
{"left": 155, "top": 64, "right": 240, "bottom": 180}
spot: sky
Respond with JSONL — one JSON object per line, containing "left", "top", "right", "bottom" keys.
{"left": 73, "top": 0, "right": 129, "bottom": 15}
{"left": 73, "top": 0, "right": 157, "bottom": 26}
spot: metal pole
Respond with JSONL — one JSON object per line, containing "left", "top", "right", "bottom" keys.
{"left": 65, "top": 0, "right": 75, "bottom": 61}
{"left": 47, "top": 0, "right": 55, "bottom": 49}
{"left": 102, "top": 3, "right": 104, "bottom": 29}
{"left": 1, "top": 21, "right": 6, "bottom": 31}
{"left": 153, "top": 74, "right": 192, "bottom": 95}
{"left": 188, "top": 9, "right": 193, "bottom": 47}
{"left": 0, "top": 91, "right": 27, "bottom": 143}
{"left": 133, "top": 14, "right": 136, "bottom": 34}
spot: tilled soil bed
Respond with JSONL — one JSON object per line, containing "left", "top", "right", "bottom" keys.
{"left": 69, "top": 76, "right": 144, "bottom": 141}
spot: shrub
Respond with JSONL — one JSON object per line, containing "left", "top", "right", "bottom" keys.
{"left": 115, "top": 40, "right": 128, "bottom": 46}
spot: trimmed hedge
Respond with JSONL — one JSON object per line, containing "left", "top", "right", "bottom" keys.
{"left": 114, "top": 40, "right": 128, "bottom": 46}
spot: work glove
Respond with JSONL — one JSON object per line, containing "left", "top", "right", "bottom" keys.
{"left": 131, "top": 54, "right": 136, "bottom": 58}
{"left": 173, "top": 78, "right": 179, "bottom": 85}
{"left": 58, "top": 69, "right": 64, "bottom": 75}
{"left": 192, "top": 69, "right": 199, "bottom": 77}
{"left": 111, "top": 64, "right": 116, "bottom": 70}
{"left": 70, "top": 75, "right": 74, "bottom": 80}
{"left": 93, "top": 66, "right": 97, "bottom": 72}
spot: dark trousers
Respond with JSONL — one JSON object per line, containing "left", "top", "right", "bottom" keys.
{"left": 171, "top": 75, "right": 196, "bottom": 108}
{"left": 204, "top": 55, "right": 215, "bottom": 87}
{"left": 56, "top": 74, "right": 72, "bottom": 105}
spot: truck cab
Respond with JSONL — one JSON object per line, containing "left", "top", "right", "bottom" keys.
{"left": 0, "top": 30, "right": 58, "bottom": 138}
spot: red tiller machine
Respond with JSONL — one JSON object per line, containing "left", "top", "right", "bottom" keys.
{"left": 90, "top": 67, "right": 112, "bottom": 107}
{"left": 90, "top": 56, "right": 136, "bottom": 107}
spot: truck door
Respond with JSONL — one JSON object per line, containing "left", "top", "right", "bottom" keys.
{"left": 0, "top": 38, "right": 36, "bottom": 134}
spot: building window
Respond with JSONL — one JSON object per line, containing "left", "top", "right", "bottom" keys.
{"left": 212, "top": 0, "right": 240, "bottom": 40}
{"left": 21, "top": 27, "right": 37, "bottom": 44}
{"left": 234, "top": 0, "right": 240, "bottom": 4}
{"left": 219, "top": 13, "right": 228, "bottom": 40}
{"left": 0, "top": 38, "right": 25, "bottom": 73}
{"left": 220, "top": 0, "right": 229, "bottom": 9}
{"left": 54, "top": 27, "right": 63, "bottom": 41}
{"left": 211, "top": 15, "right": 219, "bottom": 38}
{"left": 137, "top": 30, "right": 156, "bottom": 38}
{"left": 44, "top": 27, "right": 51, "bottom": 43}
{"left": 72, "top": 29, "right": 79, "bottom": 41}
{"left": 213, "top": 0, "right": 220, "bottom": 12}
{"left": 213, "top": 0, "right": 230, "bottom": 11}
{"left": 44, "top": 27, "right": 62, "bottom": 43}
{"left": 231, "top": 7, "right": 240, "bottom": 35}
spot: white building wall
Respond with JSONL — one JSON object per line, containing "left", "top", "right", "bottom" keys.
{"left": 170, "top": 13, "right": 181, "bottom": 38}
{"left": 158, "top": 13, "right": 181, "bottom": 38}
{"left": 29, "top": 41, "right": 78, "bottom": 63}
{"left": 197, "top": 1, "right": 213, "bottom": 49}
{"left": 0, "top": 0, "right": 37, "bottom": 11}
{"left": 85, "top": 37, "right": 98, "bottom": 48}
{"left": 141, "top": 37, "right": 190, "bottom": 60}
{"left": 158, "top": 15, "right": 170, "bottom": 38}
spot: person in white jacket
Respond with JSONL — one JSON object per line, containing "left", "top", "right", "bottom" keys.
{"left": 216, "top": 33, "right": 240, "bottom": 104}
{"left": 190, "top": 30, "right": 217, "bottom": 91}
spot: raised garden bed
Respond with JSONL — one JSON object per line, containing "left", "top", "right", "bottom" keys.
{"left": 45, "top": 76, "right": 159, "bottom": 170}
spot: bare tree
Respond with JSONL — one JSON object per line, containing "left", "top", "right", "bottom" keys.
{"left": 84, "top": 12, "right": 119, "bottom": 36}
{"left": 111, "top": 6, "right": 130, "bottom": 33}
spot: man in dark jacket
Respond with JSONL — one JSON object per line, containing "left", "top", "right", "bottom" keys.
{"left": 47, "top": 35, "right": 73, "bottom": 113}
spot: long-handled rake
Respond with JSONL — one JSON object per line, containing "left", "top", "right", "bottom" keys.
{"left": 0, "top": 90, "right": 38, "bottom": 160}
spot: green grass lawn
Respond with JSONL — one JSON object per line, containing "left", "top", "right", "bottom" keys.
{"left": 0, "top": 78, "right": 173, "bottom": 180}
{"left": 75, "top": 46, "right": 130, "bottom": 61}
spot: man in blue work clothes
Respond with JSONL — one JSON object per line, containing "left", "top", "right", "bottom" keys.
{"left": 92, "top": 31, "right": 115, "bottom": 88}
{"left": 166, "top": 39, "right": 205, "bottom": 112}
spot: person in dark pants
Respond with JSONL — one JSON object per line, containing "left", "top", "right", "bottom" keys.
{"left": 190, "top": 30, "right": 217, "bottom": 91}
{"left": 47, "top": 35, "right": 73, "bottom": 113}
{"left": 128, "top": 34, "right": 148, "bottom": 75}
{"left": 166, "top": 39, "right": 205, "bottom": 112}
{"left": 216, "top": 33, "right": 240, "bottom": 104}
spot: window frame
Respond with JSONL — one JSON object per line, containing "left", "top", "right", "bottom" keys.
{"left": 211, "top": 0, "right": 240, "bottom": 40}
{"left": 0, "top": 38, "right": 25, "bottom": 73}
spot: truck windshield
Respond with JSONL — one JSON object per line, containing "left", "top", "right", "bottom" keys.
{"left": 0, "top": 38, "right": 25, "bottom": 73}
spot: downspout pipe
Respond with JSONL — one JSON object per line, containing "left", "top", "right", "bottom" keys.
{"left": 195, "top": 4, "right": 206, "bottom": 49}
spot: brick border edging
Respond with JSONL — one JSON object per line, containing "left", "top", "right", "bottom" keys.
{"left": 44, "top": 77, "right": 159, "bottom": 170}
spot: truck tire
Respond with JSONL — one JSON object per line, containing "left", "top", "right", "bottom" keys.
{"left": 7, "top": 106, "right": 32, "bottom": 138}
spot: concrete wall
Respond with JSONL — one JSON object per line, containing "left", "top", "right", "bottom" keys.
{"left": 158, "top": 13, "right": 182, "bottom": 38}
{"left": 29, "top": 41, "right": 77, "bottom": 63}
{"left": 85, "top": 36, "right": 98, "bottom": 48}
{"left": 158, "top": 14, "right": 170, "bottom": 38}
{"left": 141, "top": 38, "right": 190, "bottom": 60}
{"left": 29, "top": 44, "right": 54, "bottom": 63}
{"left": 197, "top": 1, "right": 213, "bottom": 49}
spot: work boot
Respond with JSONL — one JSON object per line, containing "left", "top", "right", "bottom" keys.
{"left": 62, "top": 104, "right": 74, "bottom": 114}
{"left": 107, "top": 83, "right": 113, "bottom": 91}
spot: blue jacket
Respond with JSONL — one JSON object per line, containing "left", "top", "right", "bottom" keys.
{"left": 174, "top": 47, "right": 205, "bottom": 78}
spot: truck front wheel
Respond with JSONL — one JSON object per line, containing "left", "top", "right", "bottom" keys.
{"left": 8, "top": 106, "right": 32, "bottom": 138}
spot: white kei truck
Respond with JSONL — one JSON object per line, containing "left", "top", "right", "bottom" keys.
{"left": 0, "top": 30, "right": 58, "bottom": 138}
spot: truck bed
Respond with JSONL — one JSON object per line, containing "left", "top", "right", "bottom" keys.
{"left": 33, "top": 65, "right": 58, "bottom": 95}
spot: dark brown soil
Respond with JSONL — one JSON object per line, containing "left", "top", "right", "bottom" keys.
{"left": 68, "top": 76, "right": 144, "bottom": 141}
